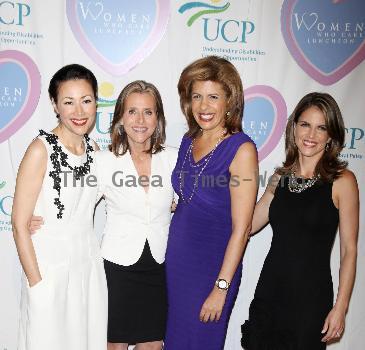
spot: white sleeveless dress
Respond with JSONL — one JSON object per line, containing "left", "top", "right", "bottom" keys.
{"left": 18, "top": 130, "right": 107, "bottom": 350}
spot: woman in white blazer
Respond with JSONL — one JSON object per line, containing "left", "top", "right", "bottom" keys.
{"left": 96, "top": 81, "right": 177, "bottom": 350}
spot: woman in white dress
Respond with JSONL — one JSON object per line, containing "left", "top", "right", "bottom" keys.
{"left": 12, "top": 64, "right": 108, "bottom": 350}
{"left": 29, "top": 80, "right": 177, "bottom": 350}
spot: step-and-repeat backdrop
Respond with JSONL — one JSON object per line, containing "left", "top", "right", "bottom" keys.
{"left": 1, "top": 1, "right": 364, "bottom": 349}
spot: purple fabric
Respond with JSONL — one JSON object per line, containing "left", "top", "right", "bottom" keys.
{"left": 165, "top": 132, "right": 255, "bottom": 350}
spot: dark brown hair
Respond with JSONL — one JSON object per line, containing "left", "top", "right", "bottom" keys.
{"left": 48, "top": 64, "right": 98, "bottom": 119}
{"left": 109, "top": 80, "right": 166, "bottom": 156}
{"left": 177, "top": 56, "right": 243, "bottom": 138}
{"left": 277, "top": 92, "right": 347, "bottom": 181}
{"left": 48, "top": 64, "right": 98, "bottom": 103}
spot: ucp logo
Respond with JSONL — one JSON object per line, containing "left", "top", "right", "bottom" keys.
{"left": 0, "top": 181, "right": 13, "bottom": 216}
{"left": 0, "top": 1, "right": 31, "bottom": 26}
{"left": 345, "top": 127, "right": 364, "bottom": 150}
{"left": 179, "top": 1, "right": 255, "bottom": 43}
{"left": 203, "top": 18, "right": 255, "bottom": 43}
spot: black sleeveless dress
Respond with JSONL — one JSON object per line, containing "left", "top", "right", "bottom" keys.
{"left": 241, "top": 176, "right": 339, "bottom": 350}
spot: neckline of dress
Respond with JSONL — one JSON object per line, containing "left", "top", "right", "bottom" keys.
{"left": 189, "top": 133, "right": 235, "bottom": 165}
{"left": 51, "top": 131, "right": 87, "bottom": 158}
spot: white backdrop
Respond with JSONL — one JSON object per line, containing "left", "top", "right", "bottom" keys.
{"left": 1, "top": 1, "right": 364, "bottom": 349}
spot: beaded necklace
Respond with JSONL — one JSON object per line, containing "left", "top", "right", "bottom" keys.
{"left": 39, "top": 129, "right": 94, "bottom": 219}
{"left": 288, "top": 170, "right": 320, "bottom": 193}
{"left": 178, "top": 129, "right": 226, "bottom": 203}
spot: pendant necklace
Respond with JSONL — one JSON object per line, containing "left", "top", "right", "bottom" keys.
{"left": 178, "top": 129, "right": 226, "bottom": 203}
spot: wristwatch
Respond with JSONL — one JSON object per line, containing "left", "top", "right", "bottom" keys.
{"left": 215, "top": 278, "right": 230, "bottom": 291}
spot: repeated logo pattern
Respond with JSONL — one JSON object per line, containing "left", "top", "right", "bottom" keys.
{"left": 0, "top": 50, "right": 41, "bottom": 143}
{"left": 281, "top": 0, "right": 365, "bottom": 85}
{"left": 243, "top": 86, "right": 287, "bottom": 162}
{"left": 66, "top": 0, "right": 170, "bottom": 75}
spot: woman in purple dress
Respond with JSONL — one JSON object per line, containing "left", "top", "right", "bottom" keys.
{"left": 164, "top": 56, "right": 258, "bottom": 349}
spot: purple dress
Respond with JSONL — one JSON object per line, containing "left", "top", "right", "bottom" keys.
{"left": 165, "top": 132, "right": 254, "bottom": 350}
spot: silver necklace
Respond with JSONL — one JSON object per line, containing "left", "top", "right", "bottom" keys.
{"left": 179, "top": 129, "right": 226, "bottom": 203}
{"left": 288, "top": 171, "right": 320, "bottom": 193}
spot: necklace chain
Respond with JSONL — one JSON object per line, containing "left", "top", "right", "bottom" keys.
{"left": 288, "top": 170, "right": 320, "bottom": 193}
{"left": 178, "top": 129, "right": 226, "bottom": 203}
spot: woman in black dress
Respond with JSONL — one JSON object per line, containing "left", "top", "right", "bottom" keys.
{"left": 241, "top": 92, "right": 359, "bottom": 349}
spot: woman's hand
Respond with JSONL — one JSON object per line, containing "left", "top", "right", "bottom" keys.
{"left": 28, "top": 215, "right": 44, "bottom": 234}
{"left": 321, "top": 305, "right": 346, "bottom": 342}
{"left": 29, "top": 277, "right": 42, "bottom": 288}
{"left": 199, "top": 287, "right": 227, "bottom": 323}
{"left": 171, "top": 199, "right": 177, "bottom": 213}
{"left": 321, "top": 170, "right": 359, "bottom": 343}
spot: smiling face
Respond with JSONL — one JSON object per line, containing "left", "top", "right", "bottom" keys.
{"left": 191, "top": 80, "right": 228, "bottom": 133}
{"left": 52, "top": 79, "right": 96, "bottom": 136}
{"left": 294, "top": 106, "right": 331, "bottom": 161}
{"left": 121, "top": 92, "right": 158, "bottom": 150}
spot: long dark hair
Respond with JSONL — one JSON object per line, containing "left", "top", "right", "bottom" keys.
{"left": 276, "top": 92, "right": 347, "bottom": 182}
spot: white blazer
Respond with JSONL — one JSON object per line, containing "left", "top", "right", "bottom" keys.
{"left": 95, "top": 146, "right": 178, "bottom": 266}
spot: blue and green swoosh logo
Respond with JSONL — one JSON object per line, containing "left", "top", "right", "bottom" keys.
{"left": 179, "top": 1, "right": 230, "bottom": 26}
{"left": 97, "top": 97, "right": 117, "bottom": 108}
{"left": 0, "top": 181, "right": 6, "bottom": 190}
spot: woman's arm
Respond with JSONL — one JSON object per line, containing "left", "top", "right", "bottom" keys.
{"left": 321, "top": 170, "right": 359, "bottom": 342}
{"left": 200, "top": 142, "right": 258, "bottom": 322}
{"left": 12, "top": 139, "right": 47, "bottom": 287}
{"left": 250, "top": 173, "right": 280, "bottom": 235}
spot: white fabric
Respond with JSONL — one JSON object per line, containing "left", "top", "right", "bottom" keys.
{"left": 95, "top": 146, "right": 178, "bottom": 265}
{"left": 17, "top": 134, "right": 108, "bottom": 350}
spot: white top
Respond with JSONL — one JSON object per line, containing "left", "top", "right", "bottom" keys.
{"left": 95, "top": 146, "right": 178, "bottom": 265}
{"left": 20, "top": 132, "right": 107, "bottom": 350}
{"left": 34, "top": 133, "right": 98, "bottom": 229}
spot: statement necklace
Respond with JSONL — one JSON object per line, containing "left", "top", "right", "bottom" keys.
{"left": 39, "top": 129, "right": 94, "bottom": 219}
{"left": 178, "top": 129, "right": 226, "bottom": 203}
{"left": 288, "top": 170, "right": 320, "bottom": 193}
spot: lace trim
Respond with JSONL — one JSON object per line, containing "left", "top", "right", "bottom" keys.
{"left": 39, "top": 129, "right": 94, "bottom": 219}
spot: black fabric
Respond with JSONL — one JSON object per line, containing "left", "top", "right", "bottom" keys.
{"left": 104, "top": 240, "right": 167, "bottom": 344}
{"left": 242, "top": 176, "right": 339, "bottom": 350}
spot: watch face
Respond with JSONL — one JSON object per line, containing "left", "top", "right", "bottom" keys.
{"left": 218, "top": 280, "right": 227, "bottom": 289}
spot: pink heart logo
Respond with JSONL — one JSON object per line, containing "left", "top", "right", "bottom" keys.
{"left": 281, "top": 0, "right": 365, "bottom": 85}
{"left": 0, "top": 50, "right": 41, "bottom": 143}
{"left": 66, "top": 0, "right": 170, "bottom": 75}
{"left": 243, "top": 85, "right": 287, "bottom": 162}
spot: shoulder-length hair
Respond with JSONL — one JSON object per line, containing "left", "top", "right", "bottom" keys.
{"left": 177, "top": 56, "right": 243, "bottom": 138}
{"left": 276, "top": 92, "right": 347, "bottom": 182}
{"left": 109, "top": 80, "right": 166, "bottom": 157}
